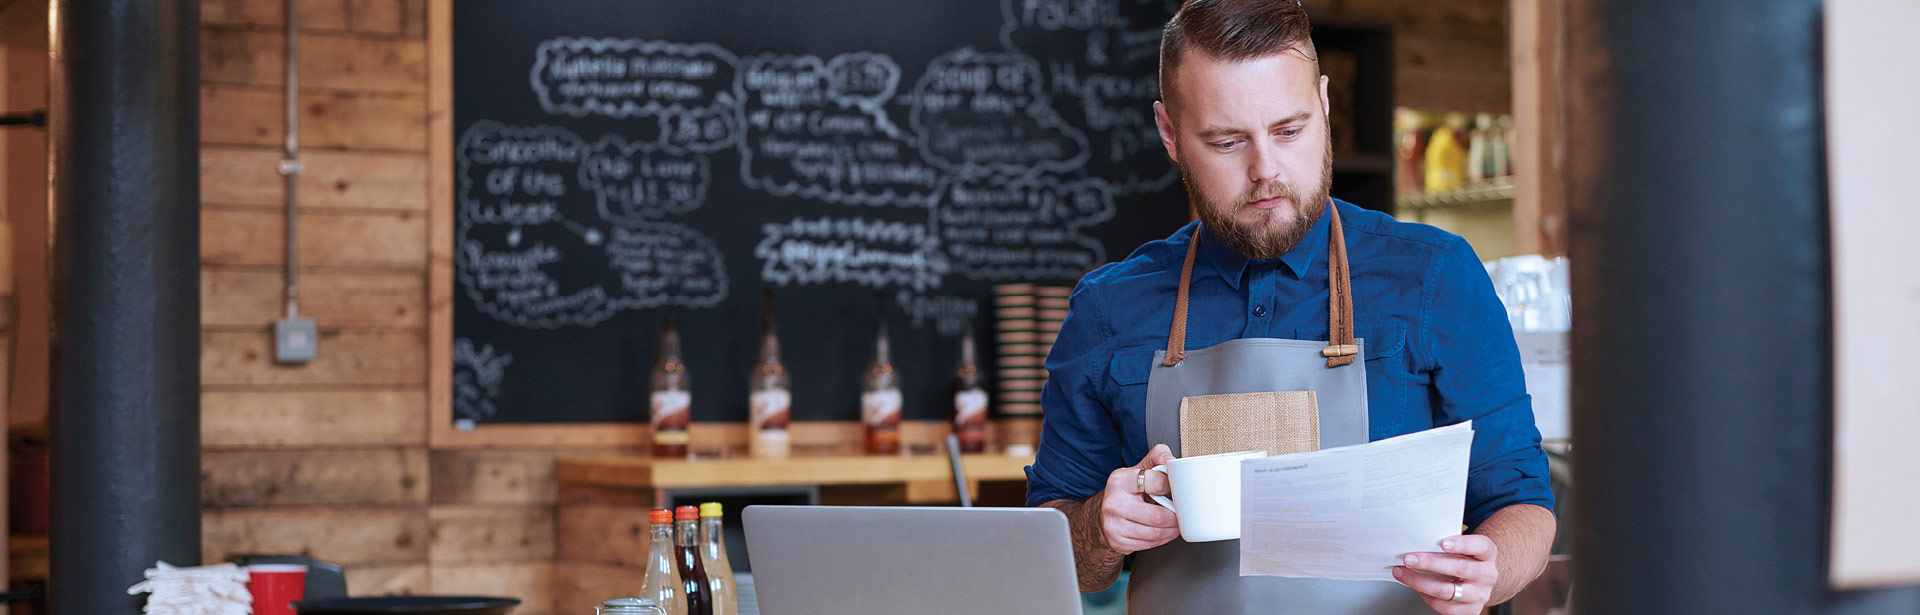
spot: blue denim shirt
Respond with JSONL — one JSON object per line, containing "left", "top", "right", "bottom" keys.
{"left": 1024, "top": 199, "right": 1554, "bottom": 527}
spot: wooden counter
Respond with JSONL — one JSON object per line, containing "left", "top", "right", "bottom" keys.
{"left": 551, "top": 453, "right": 1034, "bottom": 602}
{"left": 555, "top": 453, "right": 1035, "bottom": 490}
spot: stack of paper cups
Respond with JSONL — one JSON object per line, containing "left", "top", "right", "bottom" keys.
{"left": 994, "top": 284, "right": 1041, "bottom": 455}
{"left": 994, "top": 283, "right": 1072, "bottom": 456}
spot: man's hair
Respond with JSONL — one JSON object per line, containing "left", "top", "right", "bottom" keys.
{"left": 1159, "top": 0, "right": 1318, "bottom": 109}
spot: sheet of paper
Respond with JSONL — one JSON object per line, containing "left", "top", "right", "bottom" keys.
{"left": 1239, "top": 421, "right": 1474, "bottom": 581}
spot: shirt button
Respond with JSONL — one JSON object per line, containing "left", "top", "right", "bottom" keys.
{"left": 1253, "top": 305, "right": 1268, "bottom": 317}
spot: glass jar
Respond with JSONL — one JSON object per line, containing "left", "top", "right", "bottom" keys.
{"left": 595, "top": 597, "right": 666, "bottom": 615}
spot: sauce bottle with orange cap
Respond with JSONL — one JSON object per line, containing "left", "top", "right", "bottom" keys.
{"left": 638, "top": 509, "right": 685, "bottom": 614}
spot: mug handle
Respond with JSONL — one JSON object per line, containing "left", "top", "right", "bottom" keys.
{"left": 1144, "top": 465, "right": 1175, "bottom": 512}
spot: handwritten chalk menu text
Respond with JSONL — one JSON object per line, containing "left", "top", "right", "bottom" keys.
{"left": 454, "top": 0, "right": 1185, "bottom": 427}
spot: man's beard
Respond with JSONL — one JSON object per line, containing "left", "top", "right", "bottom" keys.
{"left": 1185, "top": 139, "right": 1334, "bottom": 260}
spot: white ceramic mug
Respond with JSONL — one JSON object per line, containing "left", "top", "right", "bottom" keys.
{"left": 1145, "top": 449, "right": 1268, "bottom": 542}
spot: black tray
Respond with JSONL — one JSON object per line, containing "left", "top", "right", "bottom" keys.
{"left": 291, "top": 596, "right": 520, "bottom": 615}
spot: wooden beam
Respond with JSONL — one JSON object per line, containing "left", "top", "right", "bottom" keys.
{"left": 430, "top": 562, "right": 554, "bottom": 614}
{"left": 428, "top": 505, "right": 555, "bottom": 564}
{"left": 0, "top": 44, "right": 13, "bottom": 575}
{"left": 429, "top": 424, "right": 654, "bottom": 449}
{"left": 202, "top": 507, "right": 429, "bottom": 565}
{"left": 201, "top": 0, "right": 337, "bottom": 31}
{"left": 554, "top": 453, "right": 1035, "bottom": 490}
{"left": 348, "top": 0, "right": 427, "bottom": 37}
{"left": 428, "top": 449, "right": 563, "bottom": 506}
{"left": 202, "top": 0, "right": 426, "bottom": 37}
{"left": 554, "top": 503, "right": 657, "bottom": 569}
{"left": 202, "top": 448, "right": 429, "bottom": 508}
{"left": 1397, "top": 67, "right": 1514, "bottom": 116}
{"left": 1398, "top": 33, "right": 1510, "bottom": 112}
{"left": 203, "top": 268, "right": 424, "bottom": 329}
{"left": 905, "top": 479, "right": 982, "bottom": 504}
{"left": 1333, "top": 0, "right": 1503, "bottom": 28}
{"left": 201, "top": 85, "right": 427, "bottom": 151}
{"left": 9, "top": 534, "right": 47, "bottom": 583}
{"left": 344, "top": 562, "right": 430, "bottom": 596}
{"left": 202, "top": 146, "right": 428, "bottom": 213}
{"left": 202, "top": 329, "right": 426, "bottom": 386}
{"left": 1511, "top": 0, "right": 1567, "bottom": 256}
{"left": 202, "top": 27, "right": 427, "bottom": 94}
{"left": 425, "top": 0, "right": 460, "bottom": 449}
{"left": 201, "top": 208, "right": 428, "bottom": 271}
{"left": 202, "top": 389, "right": 428, "bottom": 448}
{"left": 3, "top": 0, "right": 52, "bottom": 438}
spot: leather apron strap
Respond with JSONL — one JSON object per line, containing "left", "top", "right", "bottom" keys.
{"left": 1163, "top": 204, "right": 1357, "bottom": 368}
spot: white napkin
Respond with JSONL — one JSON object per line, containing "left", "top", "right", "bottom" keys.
{"left": 126, "top": 561, "right": 254, "bottom": 615}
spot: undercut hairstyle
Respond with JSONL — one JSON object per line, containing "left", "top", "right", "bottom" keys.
{"left": 1159, "top": 0, "right": 1319, "bottom": 110}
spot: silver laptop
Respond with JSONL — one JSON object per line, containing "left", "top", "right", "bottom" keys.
{"left": 742, "top": 505, "right": 1083, "bottom": 615}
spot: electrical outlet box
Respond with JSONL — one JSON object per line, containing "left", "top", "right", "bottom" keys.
{"left": 275, "top": 317, "right": 318, "bottom": 364}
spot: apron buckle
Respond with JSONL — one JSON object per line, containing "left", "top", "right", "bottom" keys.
{"left": 1320, "top": 344, "right": 1359, "bottom": 358}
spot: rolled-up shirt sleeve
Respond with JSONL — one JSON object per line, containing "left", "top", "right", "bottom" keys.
{"left": 1025, "top": 277, "right": 1127, "bottom": 507}
{"left": 1425, "top": 238, "right": 1556, "bottom": 528}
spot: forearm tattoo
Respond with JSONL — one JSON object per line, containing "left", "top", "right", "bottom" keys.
{"left": 1047, "top": 494, "right": 1126, "bottom": 592}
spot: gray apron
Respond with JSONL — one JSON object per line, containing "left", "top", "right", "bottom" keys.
{"left": 1128, "top": 207, "right": 1431, "bottom": 614}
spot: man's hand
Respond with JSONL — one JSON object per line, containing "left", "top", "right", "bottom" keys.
{"left": 1097, "top": 444, "right": 1180, "bottom": 553}
{"left": 1045, "top": 444, "right": 1183, "bottom": 592}
{"left": 1393, "top": 534, "right": 1499, "bottom": 615}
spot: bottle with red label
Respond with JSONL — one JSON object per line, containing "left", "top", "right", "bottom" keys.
{"left": 749, "top": 291, "right": 790, "bottom": 458}
{"left": 862, "top": 320, "right": 902, "bottom": 455}
{"left": 952, "top": 324, "right": 988, "bottom": 453}
{"left": 651, "top": 314, "right": 691, "bottom": 459}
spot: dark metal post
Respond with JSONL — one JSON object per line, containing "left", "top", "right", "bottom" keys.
{"left": 48, "top": 0, "right": 201, "bottom": 613}
{"left": 1566, "top": 0, "right": 1920, "bottom": 612}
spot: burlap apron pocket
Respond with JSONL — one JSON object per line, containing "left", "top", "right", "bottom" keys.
{"left": 1178, "top": 390, "right": 1321, "bottom": 457}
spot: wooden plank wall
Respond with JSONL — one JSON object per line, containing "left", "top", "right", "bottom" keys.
{"left": 7, "top": 0, "right": 52, "bottom": 600}
{"left": 196, "top": 0, "right": 445, "bottom": 600}
{"left": 195, "top": 1, "right": 583, "bottom": 612}
{"left": 1313, "top": 0, "right": 1512, "bottom": 114}
{"left": 3, "top": 0, "right": 52, "bottom": 438}
{"left": 1510, "top": 0, "right": 1568, "bottom": 256}
{"left": 193, "top": 2, "right": 1506, "bottom": 613}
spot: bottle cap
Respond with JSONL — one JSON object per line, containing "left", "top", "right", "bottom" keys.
{"left": 649, "top": 509, "right": 673, "bottom": 524}
{"left": 699, "top": 502, "right": 723, "bottom": 518}
{"left": 674, "top": 505, "right": 699, "bottom": 520}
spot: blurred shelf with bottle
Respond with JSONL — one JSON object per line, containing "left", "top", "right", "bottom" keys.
{"left": 1394, "top": 107, "right": 1521, "bottom": 259}
{"left": 1396, "top": 179, "right": 1516, "bottom": 212}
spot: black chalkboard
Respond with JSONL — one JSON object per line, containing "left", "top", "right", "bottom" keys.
{"left": 449, "top": 0, "right": 1194, "bottom": 427}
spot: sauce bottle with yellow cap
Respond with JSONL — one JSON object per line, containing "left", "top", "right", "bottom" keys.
{"left": 697, "top": 503, "right": 738, "bottom": 615}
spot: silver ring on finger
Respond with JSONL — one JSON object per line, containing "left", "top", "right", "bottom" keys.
{"left": 1449, "top": 580, "right": 1463, "bottom": 602}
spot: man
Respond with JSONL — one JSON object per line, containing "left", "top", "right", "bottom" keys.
{"left": 1024, "top": 1, "right": 1556, "bottom": 613}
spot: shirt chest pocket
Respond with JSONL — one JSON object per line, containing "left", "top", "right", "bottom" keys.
{"left": 1107, "top": 339, "right": 1227, "bottom": 387}
{"left": 1108, "top": 346, "right": 1162, "bottom": 387}
{"left": 1102, "top": 346, "right": 1172, "bottom": 458}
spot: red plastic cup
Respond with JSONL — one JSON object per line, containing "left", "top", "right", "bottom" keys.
{"left": 247, "top": 563, "right": 307, "bottom": 615}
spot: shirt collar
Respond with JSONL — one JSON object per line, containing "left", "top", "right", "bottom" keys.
{"left": 1197, "top": 199, "right": 1334, "bottom": 290}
